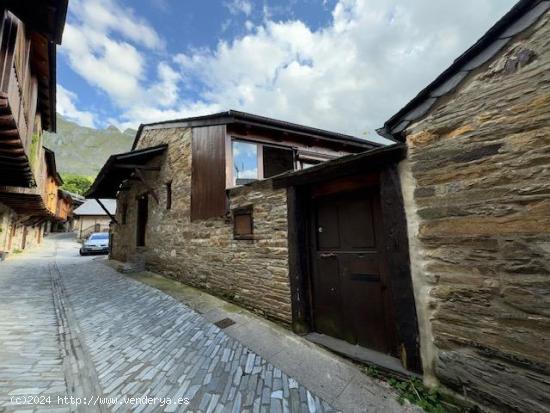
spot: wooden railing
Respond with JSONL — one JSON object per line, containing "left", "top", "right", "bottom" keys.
{"left": 79, "top": 224, "right": 110, "bottom": 240}
{"left": 0, "top": 10, "right": 38, "bottom": 153}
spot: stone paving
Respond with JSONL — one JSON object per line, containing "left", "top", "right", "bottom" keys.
{"left": 0, "top": 235, "right": 336, "bottom": 413}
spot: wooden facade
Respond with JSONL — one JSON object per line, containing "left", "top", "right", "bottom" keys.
{"left": 0, "top": 1, "right": 67, "bottom": 188}
{"left": 0, "top": 145, "right": 65, "bottom": 225}
{"left": 190, "top": 125, "right": 227, "bottom": 220}
{"left": 0, "top": 0, "right": 67, "bottom": 256}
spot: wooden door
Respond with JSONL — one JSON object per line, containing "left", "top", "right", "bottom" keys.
{"left": 310, "top": 189, "right": 398, "bottom": 355}
{"left": 136, "top": 195, "right": 148, "bottom": 247}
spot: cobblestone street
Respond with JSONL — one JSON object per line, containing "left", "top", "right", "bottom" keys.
{"left": 0, "top": 235, "right": 413, "bottom": 413}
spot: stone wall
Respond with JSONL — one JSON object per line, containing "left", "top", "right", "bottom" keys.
{"left": 0, "top": 203, "right": 43, "bottom": 257}
{"left": 0, "top": 204, "right": 12, "bottom": 254}
{"left": 111, "top": 127, "right": 292, "bottom": 324}
{"left": 401, "top": 11, "right": 550, "bottom": 412}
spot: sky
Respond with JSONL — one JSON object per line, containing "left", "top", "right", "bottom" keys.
{"left": 57, "top": 0, "right": 517, "bottom": 143}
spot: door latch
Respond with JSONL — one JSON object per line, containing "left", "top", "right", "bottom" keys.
{"left": 319, "top": 252, "right": 336, "bottom": 258}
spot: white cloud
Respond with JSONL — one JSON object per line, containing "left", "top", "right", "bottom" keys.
{"left": 61, "top": 0, "right": 174, "bottom": 110}
{"left": 56, "top": 85, "right": 96, "bottom": 128}
{"left": 172, "top": 0, "right": 516, "bottom": 142}
{"left": 225, "top": 0, "right": 253, "bottom": 16}
{"left": 61, "top": 0, "right": 517, "bottom": 144}
{"left": 75, "top": 0, "right": 164, "bottom": 50}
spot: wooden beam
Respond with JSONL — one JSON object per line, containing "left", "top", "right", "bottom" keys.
{"left": 0, "top": 147, "right": 24, "bottom": 154}
{"left": 286, "top": 186, "right": 313, "bottom": 335}
{"left": 114, "top": 164, "right": 161, "bottom": 171}
{"left": 95, "top": 198, "right": 118, "bottom": 224}
{"left": 0, "top": 139, "right": 21, "bottom": 146}
{"left": 134, "top": 168, "right": 159, "bottom": 204}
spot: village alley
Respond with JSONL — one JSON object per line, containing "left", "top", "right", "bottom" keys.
{"left": 0, "top": 235, "right": 416, "bottom": 413}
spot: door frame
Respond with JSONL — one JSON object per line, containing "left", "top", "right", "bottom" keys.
{"left": 308, "top": 185, "right": 400, "bottom": 356}
{"left": 286, "top": 167, "right": 423, "bottom": 373}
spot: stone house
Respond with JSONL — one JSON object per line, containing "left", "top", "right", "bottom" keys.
{"left": 73, "top": 199, "right": 116, "bottom": 239}
{"left": 87, "top": 111, "right": 378, "bottom": 323}
{"left": 374, "top": 0, "right": 550, "bottom": 411}
{"left": 88, "top": 0, "right": 549, "bottom": 411}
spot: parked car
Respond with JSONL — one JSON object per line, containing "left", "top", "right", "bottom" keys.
{"left": 80, "top": 232, "right": 110, "bottom": 256}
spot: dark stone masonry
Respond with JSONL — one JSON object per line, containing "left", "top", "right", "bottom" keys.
{"left": 399, "top": 10, "right": 550, "bottom": 412}
{"left": 112, "top": 128, "right": 293, "bottom": 324}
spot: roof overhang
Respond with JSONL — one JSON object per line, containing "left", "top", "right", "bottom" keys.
{"left": 273, "top": 144, "right": 406, "bottom": 188}
{"left": 6, "top": 0, "right": 68, "bottom": 132}
{"left": 377, "top": 0, "right": 550, "bottom": 141}
{"left": 4, "top": 0, "right": 69, "bottom": 44}
{"left": 132, "top": 110, "right": 380, "bottom": 151}
{"left": 0, "top": 190, "right": 54, "bottom": 219}
{"left": 44, "top": 147, "right": 63, "bottom": 185}
{"left": 86, "top": 145, "right": 168, "bottom": 198}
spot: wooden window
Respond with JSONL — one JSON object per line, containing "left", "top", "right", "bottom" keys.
{"left": 232, "top": 140, "right": 259, "bottom": 185}
{"left": 166, "top": 182, "right": 172, "bottom": 210}
{"left": 231, "top": 138, "right": 297, "bottom": 186}
{"left": 233, "top": 206, "right": 253, "bottom": 240}
{"left": 191, "top": 125, "right": 227, "bottom": 221}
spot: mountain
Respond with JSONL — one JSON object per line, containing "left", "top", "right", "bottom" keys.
{"left": 43, "top": 115, "right": 135, "bottom": 177}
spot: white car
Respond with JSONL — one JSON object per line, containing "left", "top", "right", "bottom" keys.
{"left": 80, "top": 232, "right": 110, "bottom": 256}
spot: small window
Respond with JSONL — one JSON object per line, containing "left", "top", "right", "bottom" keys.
{"left": 166, "top": 182, "right": 172, "bottom": 210}
{"left": 233, "top": 141, "right": 258, "bottom": 185}
{"left": 233, "top": 206, "right": 253, "bottom": 240}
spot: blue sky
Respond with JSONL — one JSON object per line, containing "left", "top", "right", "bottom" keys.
{"left": 57, "top": 0, "right": 516, "bottom": 142}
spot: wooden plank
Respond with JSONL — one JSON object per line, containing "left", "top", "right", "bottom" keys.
{"left": 287, "top": 186, "right": 313, "bottom": 334}
{"left": 190, "top": 125, "right": 227, "bottom": 220}
{"left": 95, "top": 198, "right": 118, "bottom": 224}
{"left": 114, "top": 164, "right": 161, "bottom": 171}
{"left": 379, "top": 165, "right": 422, "bottom": 374}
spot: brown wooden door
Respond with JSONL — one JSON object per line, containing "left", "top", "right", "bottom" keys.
{"left": 136, "top": 195, "right": 148, "bottom": 247}
{"left": 310, "top": 189, "right": 398, "bottom": 355}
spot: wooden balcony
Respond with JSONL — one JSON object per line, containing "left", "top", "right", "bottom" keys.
{"left": 0, "top": 10, "right": 39, "bottom": 187}
{"left": 0, "top": 146, "right": 64, "bottom": 224}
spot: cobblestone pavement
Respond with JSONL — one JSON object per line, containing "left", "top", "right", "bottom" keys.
{"left": 0, "top": 235, "right": 338, "bottom": 413}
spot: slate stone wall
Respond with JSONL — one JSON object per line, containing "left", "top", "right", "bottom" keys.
{"left": 0, "top": 204, "right": 43, "bottom": 255}
{"left": 401, "top": 12, "right": 550, "bottom": 412}
{"left": 111, "top": 127, "right": 292, "bottom": 324}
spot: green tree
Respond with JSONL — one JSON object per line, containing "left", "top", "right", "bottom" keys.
{"left": 61, "top": 174, "right": 94, "bottom": 195}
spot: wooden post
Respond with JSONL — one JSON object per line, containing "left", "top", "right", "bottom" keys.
{"left": 380, "top": 165, "right": 423, "bottom": 374}
{"left": 95, "top": 198, "right": 118, "bottom": 224}
{"left": 287, "top": 186, "right": 312, "bottom": 335}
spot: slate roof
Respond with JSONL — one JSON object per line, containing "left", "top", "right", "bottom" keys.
{"left": 131, "top": 110, "right": 380, "bottom": 151}
{"left": 86, "top": 145, "right": 168, "bottom": 199}
{"left": 73, "top": 199, "right": 117, "bottom": 216}
{"left": 377, "top": 0, "right": 550, "bottom": 141}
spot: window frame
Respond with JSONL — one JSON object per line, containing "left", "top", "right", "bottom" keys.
{"left": 230, "top": 137, "right": 297, "bottom": 187}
